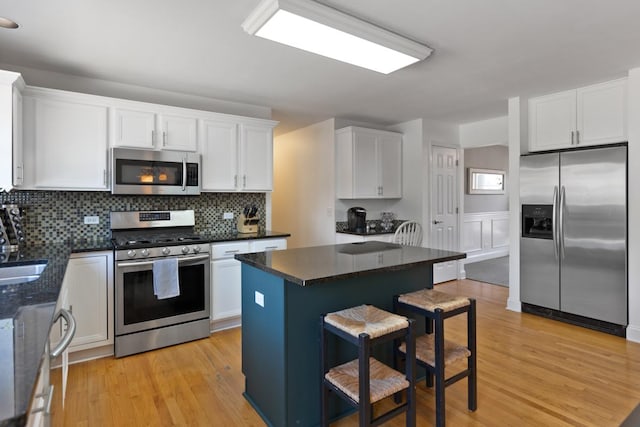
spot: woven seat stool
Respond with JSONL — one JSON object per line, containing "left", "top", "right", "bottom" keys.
{"left": 320, "top": 304, "right": 416, "bottom": 427}
{"left": 394, "top": 289, "right": 477, "bottom": 427}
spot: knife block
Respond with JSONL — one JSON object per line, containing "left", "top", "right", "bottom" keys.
{"left": 237, "top": 214, "right": 259, "bottom": 234}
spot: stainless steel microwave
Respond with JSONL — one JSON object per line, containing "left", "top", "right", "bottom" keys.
{"left": 111, "top": 148, "right": 201, "bottom": 195}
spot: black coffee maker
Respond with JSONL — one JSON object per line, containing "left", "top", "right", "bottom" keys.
{"left": 347, "top": 207, "right": 367, "bottom": 233}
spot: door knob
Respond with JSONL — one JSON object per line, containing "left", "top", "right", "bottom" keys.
{"left": 433, "top": 220, "right": 443, "bottom": 224}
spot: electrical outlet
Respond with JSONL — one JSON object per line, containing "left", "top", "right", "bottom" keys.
{"left": 223, "top": 212, "right": 234, "bottom": 220}
{"left": 255, "top": 291, "right": 264, "bottom": 307}
{"left": 83, "top": 216, "right": 100, "bottom": 225}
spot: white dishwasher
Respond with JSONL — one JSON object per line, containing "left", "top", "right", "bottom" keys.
{"left": 210, "top": 241, "right": 251, "bottom": 331}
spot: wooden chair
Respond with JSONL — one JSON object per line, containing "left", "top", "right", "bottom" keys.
{"left": 394, "top": 289, "right": 477, "bottom": 427}
{"left": 393, "top": 221, "right": 423, "bottom": 246}
{"left": 320, "top": 305, "right": 416, "bottom": 426}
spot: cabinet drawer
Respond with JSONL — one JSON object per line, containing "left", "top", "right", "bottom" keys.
{"left": 250, "top": 239, "right": 287, "bottom": 252}
{"left": 211, "top": 242, "right": 251, "bottom": 259}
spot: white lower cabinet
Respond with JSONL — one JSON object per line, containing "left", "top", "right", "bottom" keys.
{"left": 210, "top": 238, "right": 287, "bottom": 331}
{"left": 50, "top": 251, "right": 114, "bottom": 352}
{"left": 335, "top": 233, "right": 394, "bottom": 244}
{"left": 26, "top": 349, "right": 51, "bottom": 427}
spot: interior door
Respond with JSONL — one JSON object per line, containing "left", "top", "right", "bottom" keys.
{"left": 431, "top": 146, "right": 459, "bottom": 283}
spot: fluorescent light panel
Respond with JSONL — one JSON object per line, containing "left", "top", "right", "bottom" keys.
{"left": 242, "top": 0, "right": 432, "bottom": 74}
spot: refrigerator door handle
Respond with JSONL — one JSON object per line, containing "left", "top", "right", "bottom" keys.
{"left": 559, "top": 185, "right": 566, "bottom": 259}
{"left": 552, "top": 186, "right": 559, "bottom": 260}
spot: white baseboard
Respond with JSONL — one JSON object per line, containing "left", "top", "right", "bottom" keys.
{"left": 210, "top": 315, "right": 241, "bottom": 333}
{"left": 464, "top": 247, "right": 509, "bottom": 264}
{"left": 626, "top": 324, "right": 640, "bottom": 343}
{"left": 51, "top": 344, "right": 114, "bottom": 368}
{"left": 506, "top": 297, "right": 522, "bottom": 312}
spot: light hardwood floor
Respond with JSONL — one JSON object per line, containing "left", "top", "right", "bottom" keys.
{"left": 50, "top": 279, "right": 640, "bottom": 426}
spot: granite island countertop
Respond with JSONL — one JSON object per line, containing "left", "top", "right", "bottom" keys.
{"left": 235, "top": 241, "right": 466, "bottom": 286}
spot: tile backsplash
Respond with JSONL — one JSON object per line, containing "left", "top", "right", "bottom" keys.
{"left": 0, "top": 191, "right": 266, "bottom": 244}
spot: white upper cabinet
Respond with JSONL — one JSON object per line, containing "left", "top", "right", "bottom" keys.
{"left": 240, "top": 123, "right": 274, "bottom": 191}
{"left": 113, "top": 108, "right": 197, "bottom": 151}
{"left": 113, "top": 108, "right": 155, "bottom": 149}
{"left": 22, "top": 89, "right": 109, "bottom": 190}
{"left": 336, "top": 126, "right": 402, "bottom": 199}
{"left": 200, "top": 119, "right": 276, "bottom": 192}
{"left": 0, "top": 70, "right": 25, "bottom": 192}
{"left": 529, "top": 78, "right": 627, "bottom": 151}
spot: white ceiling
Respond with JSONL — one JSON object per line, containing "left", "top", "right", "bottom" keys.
{"left": 1, "top": 0, "right": 639, "bottom": 135}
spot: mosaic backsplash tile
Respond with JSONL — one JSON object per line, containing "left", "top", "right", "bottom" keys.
{"left": 0, "top": 191, "right": 266, "bottom": 244}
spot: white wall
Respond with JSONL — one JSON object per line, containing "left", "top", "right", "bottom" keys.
{"left": 464, "top": 145, "right": 509, "bottom": 213}
{"left": 0, "top": 62, "right": 272, "bottom": 120}
{"left": 272, "top": 119, "right": 336, "bottom": 249}
{"left": 627, "top": 68, "right": 640, "bottom": 342}
{"left": 507, "top": 97, "right": 524, "bottom": 312}
{"left": 459, "top": 116, "right": 508, "bottom": 148}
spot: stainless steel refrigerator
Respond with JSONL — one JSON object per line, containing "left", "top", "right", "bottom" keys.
{"left": 520, "top": 145, "right": 627, "bottom": 331}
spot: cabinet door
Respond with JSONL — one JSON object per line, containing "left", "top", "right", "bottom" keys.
{"left": 64, "top": 255, "right": 109, "bottom": 349}
{"left": 201, "top": 119, "right": 238, "bottom": 191}
{"left": 352, "top": 130, "right": 379, "bottom": 198}
{"left": 161, "top": 113, "right": 198, "bottom": 151}
{"left": 377, "top": 133, "right": 402, "bottom": 198}
{"left": 576, "top": 79, "right": 627, "bottom": 146}
{"left": 113, "top": 108, "right": 156, "bottom": 149}
{"left": 211, "top": 258, "right": 243, "bottom": 320}
{"left": 528, "top": 90, "right": 576, "bottom": 151}
{"left": 239, "top": 123, "right": 273, "bottom": 191}
{"left": 12, "top": 88, "right": 23, "bottom": 187}
{"left": 31, "top": 97, "right": 108, "bottom": 189}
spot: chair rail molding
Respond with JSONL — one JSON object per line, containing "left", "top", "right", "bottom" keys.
{"left": 462, "top": 211, "right": 509, "bottom": 265}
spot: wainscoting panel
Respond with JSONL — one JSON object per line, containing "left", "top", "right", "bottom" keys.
{"left": 463, "top": 211, "right": 510, "bottom": 263}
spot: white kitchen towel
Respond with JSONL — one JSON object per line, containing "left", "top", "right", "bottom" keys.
{"left": 152, "top": 258, "right": 180, "bottom": 299}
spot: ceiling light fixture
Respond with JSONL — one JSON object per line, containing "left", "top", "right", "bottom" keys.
{"left": 0, "top": 17, "right": 19, "bottom": 29}
{"left": 242, "top": 0, "right": 433, "bottom": 74}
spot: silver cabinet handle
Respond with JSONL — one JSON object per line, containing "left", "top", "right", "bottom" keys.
{"left": 163, "top": 131, "right": 167, "bottom": 147}
{"left": 50, "top": 309, "right": 76, "bottom": 359}
{"left": 224, "top": 249, "right": 240, "bottom": 254}
{"left": 264, "top": 246, "right": 278, "bottom": 250}
{"left": 575, "top": 130, "right": 580, "bottom": 145}
{"left": 151, "top": 130, "right": 155, "bottom": 145}
{"left": 570, "top": 131, "right": 575, "bottom": 145}
{"left": 103, "top": 169, "right": 107, "bottom": 186}
{"left": 433, "top": 220, "right": 443, "bottom": 224}
{"left": 243, "top": 175, "right": 247, "bottom": 188}
{"left": 234, "top": 175, "right": 238, "bottom": 188}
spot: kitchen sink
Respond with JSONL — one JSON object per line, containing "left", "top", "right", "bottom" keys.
{"left": 0, "top": 261, "right": 48, "bottom": 286}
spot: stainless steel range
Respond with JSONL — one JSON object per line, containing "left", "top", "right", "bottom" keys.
{"left": 111, "top": 210, "right": 210, "bottom": 358}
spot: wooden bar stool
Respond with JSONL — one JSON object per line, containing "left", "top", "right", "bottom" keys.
{"left": 320, "top": 304, "right": 416, "bottom": 427}
{"left": 394, "top": 289, "right": 477, "bottom": 427}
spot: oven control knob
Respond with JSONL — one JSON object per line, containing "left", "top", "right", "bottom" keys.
{"left": 141, "top": 248, "right": 150, "bottom": 257}
{"left": 193, "top": 245, "right": 201, "bottom": 254}
{"left": 127, "top": 250, "right": 136, "bottom": 258}
{"left": 162, "top": 247, "right": 171, "bottom": 256}
{"left": 182, "top": 246, "right": 189, "bottom": 254}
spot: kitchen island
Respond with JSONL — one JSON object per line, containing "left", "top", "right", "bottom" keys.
{"left": 236, "top": 241, "right": 466, "bottom": 427}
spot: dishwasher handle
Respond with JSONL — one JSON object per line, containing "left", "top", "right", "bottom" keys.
{"left": 50, "top": 309, "right": 76, "bottom": 359}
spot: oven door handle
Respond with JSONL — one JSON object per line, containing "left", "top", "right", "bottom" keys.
{"left": 117, "top": 254, "right": 210, "bottom": 268}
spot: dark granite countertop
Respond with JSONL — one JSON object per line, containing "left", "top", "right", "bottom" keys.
{"left": 336, "top": 229, "right": 395, "bottom": 236}
{"left": 0, "top": 244, "right": 71, "bottom": 427}
{"left": 198, "top": 230, "right": 291, "bottom": 243}
{"left": 235, "top": 241, "right": 466, "bottom": 286}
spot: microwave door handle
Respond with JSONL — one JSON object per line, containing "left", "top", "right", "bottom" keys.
{"left": 182, "top": 157, "right": 187, "bottom": 192}
{"left": 552, "top": 186, "right": 558, "bottom": 260}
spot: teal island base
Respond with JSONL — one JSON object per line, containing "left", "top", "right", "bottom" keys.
{"left": 240, "top": 263, "right": 433, "bottom": 427}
